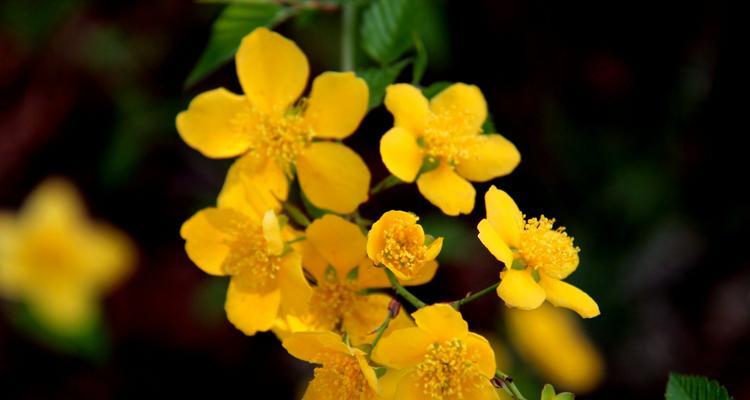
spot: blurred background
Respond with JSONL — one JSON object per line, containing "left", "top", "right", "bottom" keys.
{"left": 0, "top": 0, "right": 743, "bottom": 398}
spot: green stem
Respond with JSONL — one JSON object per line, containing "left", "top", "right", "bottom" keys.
{"left": 282, "top": 202, "right": 311, "bottom": 227}
{"left": 286, "top": 236, "right": 306, "bottom": 245}
{"left": 495, "top": 370, "right": 527, "bottom": 400}
{"left": 340, "top": 0, "right": 356, "bottom": 71}
{"left": 370, "top": 175, "right": 404, "bottom": 195}
{"left": 367, "top": 314, "right": 392, "bottom": 356}
{"left": 385, "top": 269, "right": 427, "bottom": 309}
{"left": 451, "top": 281, "right": 500, "bottom": 309}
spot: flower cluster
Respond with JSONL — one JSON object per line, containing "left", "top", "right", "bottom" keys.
{"left": 178, "top": 28, "right": 599, "bottom": 399}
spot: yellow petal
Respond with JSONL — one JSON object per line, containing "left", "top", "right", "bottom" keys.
{"left": 180, "top": 208, "right": 236, "bottom": 276}
{"left": 176, "top": 88, "right": 250, "bottom": 158}
{"left": 20, "top": 178, "right": 85, "bottom": 228}
{"left": 344, "top": 293, "right": 392, "bottom": 345}
{"left": 429, "top": 83, "right": 487, "bottom": 132}
{"left": 225, "top": 279, "right": 280, "bottom": 335}
{"left": 27, "top": 287, "right": 96, "bottom": 334}
{"left": 296, "top": 142, "right": 370, "bottom": 213}
{"left": 0, "top": 213, "right": 19, "bottom": 298}
{"left": 384, "top": 83, "right": 430, "bottom": 133}
{"left": 236, "top": 28, "right": 309, "bottom": 114}
{"left": 218, "top": 154, "right": 288, "bottom": 219}
{"left": 460, "top": 380, "right": 502, "bottom": 400}
{"left": 457, "top": 134, "right": 521, "bottom": 182}
{"left": 262, "top": 210, "right": 283, "bottom": 256}
{"left": 305, "top": 71, "right": 368, "bottom": 139}
{"left": 371, "top": 327, "right": 431, "bottom": 369}
{"left": 298, "top": 237, "right": 329, "bottom": 283}
{"left": 538, "top": 275, "right": 600, "bottom": 318}
{"left": 484, "top": 186, "right": 523, "bottom": 248}
{"left": 282, "top": 331, "right": 349, "bottom": 363}
{"left": 412, "top": 303, "right": 468, "bottom": 342}
{"left": 366, "top": 210, "right": 419, "bottom": 263}
{"left": 477, "top": 219, "right": 513, "bottom": 268}
{"left": 416, "top": 162, "right": 475, "bottom": 216}
{"left": 379, "top": 367, "right": 412, "bottom": 400}
{"left": 497, "top": 269, "right": 546, "bottom": 310}
{"left": 423, "top": 237, "right": 443, "bottom": 262}
{"left": 393, "top": 370, "right": 430, "bottom": 400}
{"left": 465, "top": 332, "right": 497, "bottom": 378}
{"left": 83, "top": 223, "right": 135, "bottom": 291}
{"left": 355, "top": 259, "right": 437, "bottom": 288}
{"left": 380, "top": 127, "right": 424, "bottom": 182}
{"left": 277, "top": 253, "right": 312, "bottom": 315}
{"left": 306, "top": 214, "right": 367, "bottom": 276}
{"left": 355, "top": 351, "right": 379, "bottom": 393}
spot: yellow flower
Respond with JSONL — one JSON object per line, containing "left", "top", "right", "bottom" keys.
{"left": 506, "top": 305, "right": 604, "bottom": 393}
{"left": 366, "top": 210, "right": 443, "bottom": 280}
{"left": 275, "top": 214, "right": 433, "bottom": 344}
{"left": 380, "top": 83, "right": 520, "bottom": 215}
{"left": 477, "top": 186, "right": 600, "bottom": 318}
{"left": 176, "top": 27, "right": 371, "bottom": 214}
{"left": 283, "top": 331, "right": 379, "bottom": 400}
{"left": 372, "top": 304, "right": 499, "bottom": 400}
{"left": 0, "top": 178, "right": 134, "bottom": 334}
{"left": 180, "top": 185, "right": 312, "bottom": 335}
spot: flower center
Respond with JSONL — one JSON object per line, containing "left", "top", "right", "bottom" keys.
{"left": 308, "top": 281, "right": 359, "bottom": 331}
{"left": 416, "top": 338, "right": 484, "bottom": 400}
{"left": 381, "top": 220, "right": 426, "bottom": 278}
{"left": 233, "top": 105, "right": 312, "bottom": 171}
{"left": 308, "top": 354, "right": 376, "bottom": 400}
{"left": 517, "top": 215, "right": 579, "bottom": 279}
{"left": 422, "top": 109, "right": 480, "bottom": 165}
{"left": 221, "top": 219, "right": 281, "bottom": 291}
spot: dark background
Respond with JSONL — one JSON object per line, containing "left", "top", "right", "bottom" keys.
{"left": 1, "top": 0, "right": 744, "bottom": 398}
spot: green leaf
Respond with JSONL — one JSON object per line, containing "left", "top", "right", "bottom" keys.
{"left": 421, "top": 80, "right": 451, "bottom": 99}
{"left": 411, "top": 33, "right": 427, "bottom": 85}
{"left": 360, "top": 0, "right": 418, "bottom": 65}
{"left": 185, "top": 3, "right": 291, "bottom": 88}
{"left": 665, "top": 374, "right": 732, "bottom": 400}
{"left": 357, "top": 58, "right": 411, "bottom": 110}
{"left": 482, "top": 112, "right": 497, "bottom": 134}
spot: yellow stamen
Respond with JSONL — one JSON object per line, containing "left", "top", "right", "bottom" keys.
{"left": 517, "top": 215, "right": 579, "bottom": 279}
{"left": 415, "top": 338, "right": 484, "bottom": 399}
{"left": 307, "top": 353, "right": 376, "bottom": 400}
{"left": 308, "top": 281, "right": 359, "bottom": 331}
{"left": 422, "top": 108, "right": 480, "bottom": 165}
{"left": 222, "top": 220, "right": 281, "bottom": 291}
{"left": 381, "top": 219, "right": 426, "bottom": 278}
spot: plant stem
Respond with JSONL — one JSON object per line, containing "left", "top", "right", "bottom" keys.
{"left": 282, "top": 202, "right": 311, "bottom": 227}
{"left": 495, "top": 370, "right": 527, "bottom": 400}
{"left": 451, "top": 281, "right": 500, "bottom": 309}
{"left": 286, "top": 236, "right": 306, "bottom": 245}
{"left": 370, "top": 175, "right": 403, "bottom": 195}
{"left": 367, "top": 314, "right": 392, "bottom": 356}
{"left": 385, "top": 269, "right": 427, "bottom": 309}
{"left": 340, "top": 0, "right": 356, "bottom": 71}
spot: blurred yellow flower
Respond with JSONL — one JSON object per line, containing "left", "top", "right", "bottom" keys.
{"left": 0, "top": 178, "right": 134, "bottom": 334}
{"left": 477, "top": 186, "right": 599, "bottom": 318}
{"left": 506, "top": 305, "right": 604, "bottom": 393}
{"left": 176, "top": 27, "right": 371, "bottom": 214}
{"left": 366, "top": 210, "right": 443, "bottom": 280}
{"left": 372, "top": 304, "right": 499, "bottom": 400}
{"left": 275, "top": 214, "right": 431, "bottom": 344}
{"left": 380, "top": 83, "right": 520, "bottom": 215}
{"left": 283, "top": 331, "right": 378, "bottom": 399}
{"left": 180, "top": 187, "right": 312, "bottom": 335}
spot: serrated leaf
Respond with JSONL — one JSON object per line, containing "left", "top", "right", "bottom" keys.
{"left": 666, "top": 374, "right": 732, "bottom": 400}
{"left": 357, "top": 58, "right": 411, "bottom": 109}
{"left": 421, "top": 80, "right": 451, "bottom": 99}
{"left": 185, "top": 3, "right": 290, "bottom": 88}
{"left": 360, "top": 0, "right": 418, "bottom": 65}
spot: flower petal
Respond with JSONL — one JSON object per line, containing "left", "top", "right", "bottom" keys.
{"left": 176, "top": 88, "right": 250, "bottom": 158}
{"left": 457, "top": 134, "right": 521, "bottom": 182}
{"left": 538, "top": 275, "right": 600, "bottom": 318}
{"left": 262, "top": 211, "right": 283, "bottom": 256}
{"left": 305, "top": 71, "right": 368, "bottom": 139}
{"left": 394, "top": 370, "right": 430, "bottom": 400}
{"left": 296, "top": 142, "right": 370, "bottom": 213}
{"left": 355, "top": 259, "right": 437, "bottom": 288}
{"left": 298, "top": 238, "right": 329, "bottom": 283}
{"left": 277, "top": 253, "right": 312, "bottom": 315}
{"left": 385, "top": 83, "right": 430, "bottom": 133}
{"left": 379, "top": 367, "right": 413, "bottom": 400}
{"left": 465, "top": 332, "right": 497, "bottom": 378}
{"left": 225, "top": 279, "right": 281, "bottom": 335}
{"left": 20, "top": 178, "right": 85, "bottom": 227}
{"left": 497, "top": 269, "right": 546, "bottom": 310}
{"left": 477, "top": 219, "right": 513, "bottom": 268}
{"left": 461, "top": 380, "right": 501, "bottom": 400}
{"left": 344, "top": 293, "right": 393, "bottom": 345}
{"left": 380, "top": 127, "right": 424, "bottom": 182}
{"left": 218, "top": 154, "right": 288, "bottom": 219}
{"left": 282, "top": 331, "right": 350, "bottom": 364}
{"left": 236, "top": 28, "right": 309, "bottom": 114}
{"left": 306, "top": 214, "right": 367, "bottom": 276}
{"left": 180, "top": 208, "right": 239, "bottom": 276}
{"left": 484, "top": 186, "right": 524, "bottom": 248}
{"left": 429, "top": 83, "right": 487, "bottom": 132}
{"left": 424, "top": 237, "right": 443, "bottom": 262}
{"left": 355, "top": 352, "right": 379, "bottom": 393}
{"left": 412, "top": 303, "right": 468, "bottom": 342}
{"left": 27, "top": 287, "right": 96, "bottom": 334}
{"left": 371, "top": 327, "right": 431, "bottom": 369}
{"left": 416, "top": 162, "right": 475, "bottom": 216}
